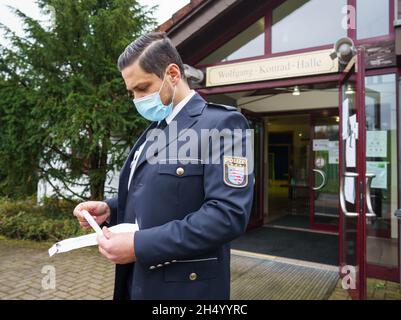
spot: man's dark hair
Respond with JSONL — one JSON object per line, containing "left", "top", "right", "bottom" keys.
{"left": 117, "top": 32, "right": 186, "bottom": 80}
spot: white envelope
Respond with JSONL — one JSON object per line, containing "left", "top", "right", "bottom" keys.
{"left": 48, "top": 223, "right": 138, "bottom": 257}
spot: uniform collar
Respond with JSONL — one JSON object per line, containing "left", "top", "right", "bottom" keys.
{"left": 165, "top": 90, "right": 196, "bottom": 125}
{"left": 135, "top": 91, "right": 206, "bottom": 171}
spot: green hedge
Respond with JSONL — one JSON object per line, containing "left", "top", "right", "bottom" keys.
{"left": 0, "top": 197, "right": 86, "bottom": 241}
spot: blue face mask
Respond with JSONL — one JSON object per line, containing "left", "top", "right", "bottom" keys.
{"left": 133, "top": 73, "right": 176, "bottom": 122}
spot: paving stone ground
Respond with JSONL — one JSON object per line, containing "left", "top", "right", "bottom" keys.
{"left": 0, "top": 238, "right": 114, "bottom": 300}
{"left": 0, "top": 238, "right": 399, "bottom": 300}
{"left": 230, "top": 253, "right": 338, "bottom": 299}
{"left": 329, "top": 277, "right": 401, "bottom": 300}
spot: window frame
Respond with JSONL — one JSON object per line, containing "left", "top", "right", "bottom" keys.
{"left": 350, "top": 0, "right": 395, "bottom": 43}
{"left": 197, "top": 17, "right": 267, "bottom": 65}
{"left": 195, "top": 0, "right": 395, "bottom": 68}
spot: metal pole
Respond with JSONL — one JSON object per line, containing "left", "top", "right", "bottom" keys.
{"left": 394, "top": 209, "right": 401, "bottom": 289}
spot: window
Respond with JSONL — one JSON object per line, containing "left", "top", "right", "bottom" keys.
{"left": 198, "top": 18, "right": 265, "bottom": 65}
{"left": 356, "top": 0, "right": 389, "bottom": 40}
{"left": 272, "top": 0, "right": 347, "bottom": 54}
{"left": 365, "top": 74, "right": 398, "bottom": 268}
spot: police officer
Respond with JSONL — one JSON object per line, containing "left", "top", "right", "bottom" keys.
{"left": 73, "top": 32, "right": 254, "bottom": 300}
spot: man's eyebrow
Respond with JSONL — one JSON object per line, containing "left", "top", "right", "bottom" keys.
{"left": 131, "top": 81, "right": 151, "bottom": 90}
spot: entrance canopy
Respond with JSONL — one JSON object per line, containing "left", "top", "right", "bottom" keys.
{"left": 207, "top": 83, "right": 339, "bottom": 114}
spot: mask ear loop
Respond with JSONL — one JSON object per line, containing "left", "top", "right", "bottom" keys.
{"left": 158, "top": 72, "right": 168, "bottom": 95}
{"left": 170, "top": 84, "right": 177, "bottom": 108}
{"left": 159, "top": 70, "right": 177, "bottom": 108}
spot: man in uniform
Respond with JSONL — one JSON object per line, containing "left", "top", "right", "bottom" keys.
{"left": 73, "top": 32, "right": 254, "bottom": 300}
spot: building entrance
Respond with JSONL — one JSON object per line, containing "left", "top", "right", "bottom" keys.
{"left": 205, "top": 66, "right": 400, "bottom": 288}
{"left": 265, "top": 112, "right": 340, "bottom": 233}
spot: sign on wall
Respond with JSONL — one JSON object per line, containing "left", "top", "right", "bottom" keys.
{"left": 206, "top": 49, "right": 339, "bottom": 87}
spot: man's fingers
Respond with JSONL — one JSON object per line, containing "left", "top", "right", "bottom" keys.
{"left": 98, "top": 245, "right": 110, "bottom": 260}
{"left": 73, "top": 204, "right": 89, "bottom": 223}
{"left": 73, "top": 203, "right": 83, "bottom": 218}
{"left": 81, "top": 201, "right": 107, "bottom": 216}
{"left": 76, "top": 213, "right": 86, "bottom": 222}
{"left": 79, "top": 221, "right": 91, "bottom": 229}
{"left": 74, "top": 202, "right": 102, "bottom": 229}
{"left": 102, "top": 226, "right": 112, "bottom": 240}
{"left": 73, "top": 201, "right": 107, "bottom": 221}
{"left": 75, "top": 209, "right": 90, "bottom": 229}
{"left": 97, "top": 234, "right": 109, "bottom": 250}
{"left": 97, "top": 235, "right": 115, "bottom": 263}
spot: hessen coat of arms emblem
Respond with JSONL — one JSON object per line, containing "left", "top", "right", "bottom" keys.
{"left": 223, "top": 156, "right": 248, "bottom": 188}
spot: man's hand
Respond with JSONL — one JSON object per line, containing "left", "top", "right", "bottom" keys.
{"left": 97, "top": 227, "right": 136, "bottom": 264}
{"left": 73, "top": 201, "right": 111, "bottom": 230}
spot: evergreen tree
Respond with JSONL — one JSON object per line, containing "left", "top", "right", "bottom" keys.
{"left": 0, "top": 0, "right": 156, "bottom": 200}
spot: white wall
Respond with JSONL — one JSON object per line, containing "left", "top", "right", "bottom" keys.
{"left": 37, "top": 137, "right": 127, "bottom": 203}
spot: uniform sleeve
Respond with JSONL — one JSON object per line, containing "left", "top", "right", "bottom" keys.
{"left": 104, "top": 197, "right": 118, "bottom": 227}
{"left": 134, "top": 111, "right": 254, "bottom": 267}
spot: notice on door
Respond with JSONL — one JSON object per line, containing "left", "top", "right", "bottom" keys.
{"left": 366, "top": 131, "right": 387, "bottom": 158}
{"left": 342, "top": 98, "right": 349, "bottom": 140}
{"left": 366, "top": 161, "right": 388, "bottom": 189}
{"left": 328, "top": 141, "right": 339, "bottom": 164}
{"left": 344, "top": 176, "right": 356, "bottom": 204}
{"left": 313, "top": 139, "right": 329, "bottom": 151}
{"left": 345, "top": 115, "right": 357, "bottom": 168}
{"left": 345, "top": 136, "right": 356, "bottom": 168}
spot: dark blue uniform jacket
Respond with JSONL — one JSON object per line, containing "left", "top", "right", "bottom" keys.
{"left": 105, "top": 93, "right": 254, "bottom": 300}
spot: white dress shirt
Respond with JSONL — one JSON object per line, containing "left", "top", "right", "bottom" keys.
{"left": 127, "top": 90, "right": 196, "bottom": 190}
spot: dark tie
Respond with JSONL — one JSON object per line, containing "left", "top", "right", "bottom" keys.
{"left": 157, "top": 119, "right": 168, "bottom": 130}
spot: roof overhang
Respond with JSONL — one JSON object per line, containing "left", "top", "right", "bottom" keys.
{"left": 157, "top": 0, "right": 272, "bottom": 65}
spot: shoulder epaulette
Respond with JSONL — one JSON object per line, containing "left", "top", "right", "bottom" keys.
{"left": 207, "top": 102, "right": 237, "bottom": 111}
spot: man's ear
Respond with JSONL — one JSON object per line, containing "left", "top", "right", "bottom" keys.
{"left": 167, "top": 64, "right": 181, "bottom": 84}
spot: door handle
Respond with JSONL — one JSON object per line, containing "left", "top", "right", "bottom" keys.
{"left": 366, "top": 173, "right": 376, "bottom": 218}
{"left": 313, "top": 169, "right": 327, "bottom": 191}
{"left": 340, "top": 172, "right": 359, "bottom": 217}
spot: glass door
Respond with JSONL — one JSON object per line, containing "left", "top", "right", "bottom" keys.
{"left": 247, "top": 116, "right": 264, "bottom": 229}
{"left": 338, "top": 48, "right": 368, "bottom": 300}
{"left": 310, "top": 112, "right": 340, "bottom": 232}
{"left": 365, "top": 73, "right": 399, "bottom": 281}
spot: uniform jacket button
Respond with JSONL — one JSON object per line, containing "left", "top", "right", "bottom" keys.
{"left": 189, "top": 272, "right": 197, "bottom": 281}
{"left": 164, "top": 262, "right": 170, "bottom": 265}
{"left": 172, "top": 260, "right": 177, "bottom": 263}
{"left": 176, "top": 167, "right": 185, "bottom": 176}
{"left": 157, "top": 264, "right": 163, "bottom": 268}
{"left": 149, "top": 266, "right": 156, "bottom": 270}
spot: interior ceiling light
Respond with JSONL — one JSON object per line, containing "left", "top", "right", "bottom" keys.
{"left": 345, "top": 84, "right": 355, "bottom": 95}
{"left": 293, "top": 86, "right": 301, "bottom": 96}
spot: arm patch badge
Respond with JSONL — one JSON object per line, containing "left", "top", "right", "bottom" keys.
{"left": 223, "top": 156, "right": 248, "bottom": 188}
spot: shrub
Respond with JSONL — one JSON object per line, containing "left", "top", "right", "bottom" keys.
{"left": 0, "top": 197, "right": 86, "bottom": 241}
